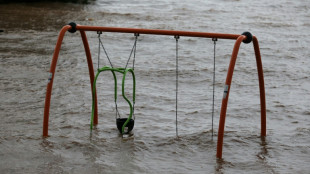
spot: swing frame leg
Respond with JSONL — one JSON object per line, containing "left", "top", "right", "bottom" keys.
{"left": 216, "top": 35, "right": 266, "bottom": 159}
{"left": 80, "top": 30, "right": 98, "bottom": 126}
{"left": 42, "top": 25, "right": 98, "bottom": 137}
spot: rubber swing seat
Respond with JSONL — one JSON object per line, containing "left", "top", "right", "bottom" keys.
{"left": 116, "top": 118, "right": 134, "bottom": 134}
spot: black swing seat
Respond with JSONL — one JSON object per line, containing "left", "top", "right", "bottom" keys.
{"left": 116, "top": 118, "right": 134, "bottom": 134}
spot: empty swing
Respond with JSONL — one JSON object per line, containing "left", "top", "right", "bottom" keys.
{"left": 90, "top": 32, "right": 139, "bottom": 134}
{"left": 173, "top": 36, "right": 218, "bottom": 138}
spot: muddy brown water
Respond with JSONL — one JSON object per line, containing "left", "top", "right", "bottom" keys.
{"left": 0, "top": 0, "right": 310, "bottom": 173}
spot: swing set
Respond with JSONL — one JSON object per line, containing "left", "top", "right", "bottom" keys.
{"left": 42, "top": 22, "right": 266, "bottom": 159}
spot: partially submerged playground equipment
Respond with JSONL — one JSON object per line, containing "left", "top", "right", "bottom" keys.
{"left": 43, "top": 22, "right": 266, "bottom": 159}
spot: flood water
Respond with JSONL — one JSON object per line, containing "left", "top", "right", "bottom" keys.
{"left": 1, "top": 0, "right": 310, "bottom": 173}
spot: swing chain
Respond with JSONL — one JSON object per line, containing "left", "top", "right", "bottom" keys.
{"left": 97, "top": 31, "right": 102, "bottom": 70}
{"left": 212, "top": 38, "right": 217, "bottom": 139}
{"left": 115, "top": 101, "right": 121, "bottom": 119}
{"left": 124, "top": 33, "right": 139, "bottom": 70}
{"left": 125, "top": 33, "right": 139, "bottom": 120}
{"left": 133, "top": 33, "right": 139, "bottom": 71}
{"left": 97, "top": 31, "right": 114, "bottom": 68}
{"left": 175, "top": 35, "right": 180, "bottom": 137}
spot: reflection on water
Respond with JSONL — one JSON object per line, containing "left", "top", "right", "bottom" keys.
{"left": 257, "top": 136, "right": 268, "bottom": 160}
{"left": 1, "top": 0, "right": 310, "bottom": 173}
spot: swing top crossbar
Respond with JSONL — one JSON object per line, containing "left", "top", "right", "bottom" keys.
{"left": 75, "top": 25, "right": 241, "bottom": 40}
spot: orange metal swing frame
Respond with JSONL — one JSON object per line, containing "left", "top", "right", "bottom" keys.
{"left": 42, "top": 23, "right": 266, "bottom": 159}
